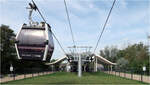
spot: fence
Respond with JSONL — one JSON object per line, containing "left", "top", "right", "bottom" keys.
{"left": 104, "top": 67, "right": 150, "bottom": 83}
{"left": 0, "top": 68, "right": 54, "bottom": 83}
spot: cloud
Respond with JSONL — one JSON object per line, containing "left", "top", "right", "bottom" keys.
{"left": 0, "top": 0, "right": 149, "bottom": 59}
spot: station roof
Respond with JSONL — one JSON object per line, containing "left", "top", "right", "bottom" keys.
{"left": 45, "top": 56, "right": 67, "bottom": 65}
{"left": 95, "top": 55, "right": 116, "bottom": 65}
{"left": 46, "top": 54, "right": 116, "bottom": 65}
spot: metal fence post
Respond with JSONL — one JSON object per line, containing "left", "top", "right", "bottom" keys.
{"left": 130, "top": 69, "right": 131, "bottom": 79}
{"left": 13, "top": 71, "right": 15, "bottom": 80}
{"left": 32, "top": 68, "right": 33, "bottom": 77}
{"left": 115, "top": 70, "right": 116, "bottom": 76}
{"left": 119, "top": 70, "right": 120, "bottom": 77}
{"left": 131, "top": 70, "right": 133, "bottom": 80}
{"left": 124, "top": 70, "right": 125, "bottom": 77}
{"left": 141, "top": 71, "right": 143, "bottom": 82}
{"left": 124, "top": 70, "right": 126, "bottom": 77}
{"left": 24, "top": 69, "right": 26, "bottom": 79}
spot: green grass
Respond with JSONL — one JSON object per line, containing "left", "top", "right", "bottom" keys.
{"left": 2, "top": 72, "right": 147, "bottom": 85}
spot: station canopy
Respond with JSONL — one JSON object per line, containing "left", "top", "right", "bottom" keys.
{"left": 46, "top": 54, "right": 116, "bottom": 65}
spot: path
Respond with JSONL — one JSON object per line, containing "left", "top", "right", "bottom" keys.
{"left": 105, "top": 71, "right": 150, "bottom": 83}
{"left": 0, "top": 71, "right": 53, "bottom": 83}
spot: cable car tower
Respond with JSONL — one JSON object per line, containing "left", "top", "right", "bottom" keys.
{"left": 67, "top": 46, "right": 94, "bottom": 77}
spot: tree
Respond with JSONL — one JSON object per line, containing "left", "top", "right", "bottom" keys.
{"left": 116, "top": 57, "right": 128, "bottom": 69}
{"left": 124, "top": 42, "right": 149, "bottom": 68}
{"left": 100, "top": 46, "right": 110, "bottom": 60}
{"left": 0, "top": 24, "right": 16, "bottom": 74}
{"left": 99, "top": 46, "right": 119, "bottom": 62}
{"left": 100, "top": 42, "right": 149, "bottom": 74}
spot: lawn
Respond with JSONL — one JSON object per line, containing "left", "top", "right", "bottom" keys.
{"left": 2, "top": 72, "right": 147, "bottom": 84}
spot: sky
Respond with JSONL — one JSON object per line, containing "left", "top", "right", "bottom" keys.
{"left": 0, "top": 0, "right": 150, "bottom": 60}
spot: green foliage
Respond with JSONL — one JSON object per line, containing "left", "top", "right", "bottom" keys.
{"left": 116, "top": 57, "right": 128, "bottom": 69}
{"left": 100, "top": 46, "right": 119, "bottom": 62}
{"left": 0, "top": 24, "right": 16, "bottom": 74}
{"left": 99, "top": 42, "right": 149, "bottom": 74}
{"left": 124, "top": 43, "right": 149, "bottom": 68}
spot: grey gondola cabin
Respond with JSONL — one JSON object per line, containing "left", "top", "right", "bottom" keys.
{"left": 15, "top": 2, "right": 54, "bottom": 62}
{"left": 15, "top": 22, "right": 54, "bottom": 62}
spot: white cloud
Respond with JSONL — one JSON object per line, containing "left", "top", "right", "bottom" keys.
{"left": 0, "top": 0, "right": 149, "bottom": 59}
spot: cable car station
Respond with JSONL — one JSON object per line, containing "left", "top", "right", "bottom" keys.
{"left": 13, "top": 0, "right": 117, "bottom": 77}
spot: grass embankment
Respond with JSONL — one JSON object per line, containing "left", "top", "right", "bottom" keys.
{"left": 2, "top": 72, "right": 147, "bottom": 84}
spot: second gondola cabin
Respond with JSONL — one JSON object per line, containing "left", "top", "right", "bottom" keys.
{"left": 15, "top": 22, "right": 54, "bottom": 62}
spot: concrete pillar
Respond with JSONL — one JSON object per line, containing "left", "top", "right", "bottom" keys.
{"left": 108, "top": 65, "right": 109, "bottom": 73}
{"left": 84, "top": 66, "right": 86, "bottom": 72}
{"left": 111, "top": 65, "right": 112, "bottom": 72}
{"left": 52, "top": 65, "right": 54, "bottom": 72}
{"left": 66, "top": 62, "right": 71, "bottom": 72}
{"left": 78, "top": 54, "right": 82, "bottom": 77}
{"left": 95, "top": 57, "right": 97, "bottom": 72}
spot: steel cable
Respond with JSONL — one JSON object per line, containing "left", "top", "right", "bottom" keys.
{"left": 93, "top": 0, "right": 116, "bottom": 53}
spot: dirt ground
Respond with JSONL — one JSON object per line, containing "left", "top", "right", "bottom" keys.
{"left": 0, "top": 71, "right": 53, "bottom": 83}
{"left": 105, "top": 71, "right": 150, "bottom": 83}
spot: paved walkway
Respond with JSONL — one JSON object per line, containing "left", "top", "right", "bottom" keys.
{"left": 0, "top": 71, "right": 53, "bottom": 83}
{"left": 105, "top": 71, "right": 150, "bottom": 83}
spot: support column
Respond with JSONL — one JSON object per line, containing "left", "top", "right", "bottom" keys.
{"left": 108, "top": 65, "right": 109, "bottom": 73}
{"left": 78, "top": 54, "right": 82, "bottom": 77}
{"left": 84, "top": 65, "right": 86, "bottom": 72}
{"left": 52, "top": 65, "right": 54, "bottom": 72}
{"left": 66, "top": 62, "right": 70, "bottom": 72}
{"left": 95, "top": 57, "right": 97, "bottom": 72}
{"left": 111, "top": 65, "right": 112, "bottom": 72}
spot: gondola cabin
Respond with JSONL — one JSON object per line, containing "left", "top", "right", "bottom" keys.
{"left": 15, "top": 22, "right": 54, "bottom": 62}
